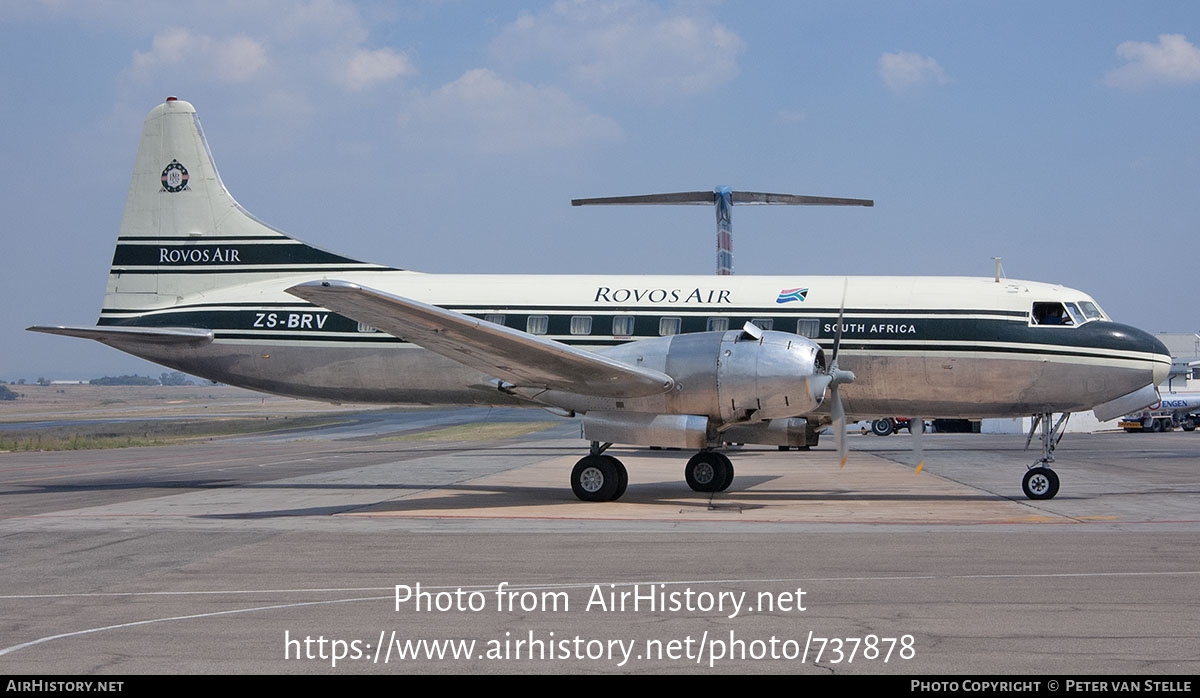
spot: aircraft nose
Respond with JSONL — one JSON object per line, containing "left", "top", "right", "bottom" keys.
{"left": 1107, "top": 323, "right": 1171, "bottom": 385}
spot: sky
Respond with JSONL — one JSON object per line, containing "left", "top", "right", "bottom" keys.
{"left": 1, "top": 0, "right": 1198, "bottom": 380}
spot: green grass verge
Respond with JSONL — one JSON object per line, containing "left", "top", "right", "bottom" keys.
{"left": 0, "top": 415, "right": 350, "bottom": 452}
{"left": 382, "top": 421, "right": 561, "bottom": 443}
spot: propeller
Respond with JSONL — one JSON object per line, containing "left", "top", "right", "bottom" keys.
{"left": 826, "top": 279, "right": 856, "bottom": 467}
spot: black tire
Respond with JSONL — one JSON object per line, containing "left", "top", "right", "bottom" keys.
{"left": 1183, "top": 419, "right": 1196, "bottom": 432}
{"left": 1148, "top": 419, "right": 1163, "bottom": 433}
{"left": 571, "top": 455, "right": 619, "bottom": 502}
{"left": 871, "top": 419, "right": 895, "bottom": 437}
{"left": 607, "top": 456, "right": 628, "bottom": 501}
{"left": 713, "top": 452, "right": 735, "bottom": 492}
{"left": 1022, "top": 467, "right": 1060, "bottom": 500}
{"left": 685, "top": 452, "right": 729, "bottom": 493}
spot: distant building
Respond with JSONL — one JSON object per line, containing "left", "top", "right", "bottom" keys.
{"left": 1155, "top": 333, "right": 1200, "bottom": 391}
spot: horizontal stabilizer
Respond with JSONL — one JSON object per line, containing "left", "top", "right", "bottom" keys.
{"left": 285, "top": 281, "right": 676, "bottom": 399}
{"left": 573, "top": 192, "right": 717, "bottom": 206}
{"left": 730, "top": 192, "right": 873, "bottom": 207}
{"left": 27, "top": 325, "right": 214, "bottom": 346}
{"left": 572, "top": 191, "right": 873, "bottom": 207}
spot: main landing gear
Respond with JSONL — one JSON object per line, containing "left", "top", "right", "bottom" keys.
{"left": 570, "top": 443, "right": 735, "bottom": 501}
{"left": 570, "top": 442, "right": 628, "bottom": 502}
{"left": 1022, "top": 412, "right": 1067, "bottom": 500}
{"left": 684, "top": 450, "right": 734, "bottom": 493}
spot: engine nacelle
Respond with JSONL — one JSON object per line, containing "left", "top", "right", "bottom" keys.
{"left": 714, "top": 329, "right": 826, "bottom": 422}
{"left": 597, "top": 328, "right": 827, "bottom": 424}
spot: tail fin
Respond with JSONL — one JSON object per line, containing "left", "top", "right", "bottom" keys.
{"left": 104, "top": 97, "right": 393, "bottom": 313}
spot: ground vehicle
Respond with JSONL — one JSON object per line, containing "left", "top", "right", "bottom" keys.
{"left": 869, "top": 417, "right": 927, "bottom": 436}
{"left": 1119, "top": 393, "right": 1200, "bottom": 433}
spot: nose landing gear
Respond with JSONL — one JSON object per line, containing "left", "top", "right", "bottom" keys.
{"left": 1022, "top": 412, "right": 1068, "bottom": 500}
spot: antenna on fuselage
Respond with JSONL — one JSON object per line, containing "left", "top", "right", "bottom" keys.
{"left": 571, "top": 188, "right": 873, "bottom": 275}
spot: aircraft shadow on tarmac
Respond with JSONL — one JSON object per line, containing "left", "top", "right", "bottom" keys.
{"left": 185, "top": 477, "right": 1018, "bottom": 519}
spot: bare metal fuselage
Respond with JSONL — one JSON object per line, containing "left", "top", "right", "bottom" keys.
{"left": 92, "top": 271, "right": 1169, "bottom": 420}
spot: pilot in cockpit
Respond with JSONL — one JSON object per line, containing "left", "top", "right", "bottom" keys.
{"left": 1032, "top": 303, "right": 1072, "bottom": 326}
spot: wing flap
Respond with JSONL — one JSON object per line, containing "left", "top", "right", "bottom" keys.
{"left": 286, "top": 281, "right": 675, "bottom": 399}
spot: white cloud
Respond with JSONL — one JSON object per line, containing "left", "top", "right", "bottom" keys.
{"left": 879, "top": 51, "right": 951, "bottom": 93}
{"left": 131, "top": 27, "right": 269, "bottom": 84}
{"left": 399, "top": 68, "right": 623, "bottom": 153}
{"left": 1104, "top": 34, "right": 1200, "bottom": 89}
{"left": 491, "top": 0, "right": 746, "bottom": 98}
{"left": 343, "top": 48, "right": 416, "bottom": 91}
{"left": 122, "top": 2, "right": 415, "bottom": 93}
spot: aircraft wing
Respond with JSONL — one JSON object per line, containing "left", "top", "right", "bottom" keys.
{"left": 286, "top": 280, "right": 676, "bottom": 398}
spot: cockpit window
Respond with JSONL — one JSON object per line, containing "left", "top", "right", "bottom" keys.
{"left": 1031, "top": 302, "right": 1073, "bottom": 326}
{"left": 1064, "top": 303, "right": 1085, "bottom": 326}
{"left": 1078, "top": 301, "right": 1104, "bottom": 321}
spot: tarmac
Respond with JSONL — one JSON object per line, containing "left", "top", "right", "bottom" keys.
{"left": 1, "top": 411, "right": 1198, "bottom": 674}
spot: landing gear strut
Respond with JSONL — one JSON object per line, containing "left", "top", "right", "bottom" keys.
{"left": 1022, "top": 412, "right": 1067, "bottom": 500}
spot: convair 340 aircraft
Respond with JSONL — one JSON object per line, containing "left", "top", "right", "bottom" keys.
{"left": 31, "top": 98, "right": 1171, "bottom": 502}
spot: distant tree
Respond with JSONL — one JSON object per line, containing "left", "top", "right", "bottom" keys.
{"left": 0, "top": 385, "right": 17, "bottom": 401}
{"left": 16, "top": 378, "right": 25, "bottom": 385}
{"left": 89, "top": 375, "right": 160, "bottom": 386}
{"left": 159, "top": 371, "right": 195, "bottom": 386}
{"left": 36, "top": 377, "right": 49, "bottom": 386}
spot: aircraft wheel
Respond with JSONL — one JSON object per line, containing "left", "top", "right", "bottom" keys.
{"left": 685, "top": 452, "right": 730, "bottom": 493}
{"left": 1022, "top": 467, "right": 1060, "bottom": 500}
{"left": 711, "top": 451, "right": 735, "bottom": 491}
{"left": 871, "top": 419, "right": 895, "bottom": 436}
{"left": 609, "top": 456, "right": 629, "bottom": 501}
{"left": 572, "top": 455, "right": 620, "bottom": 502}
{"left": 1183, "top": 419, "right": 1196, "bottom": 432}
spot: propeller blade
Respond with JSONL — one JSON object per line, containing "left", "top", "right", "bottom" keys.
{"left": 912, "top": 417, "right": 925, "bottom": 473}
{"left": 831, "top": 278, "right": 848, "bottom": 365}
{"left": 832, "top": 384, "right": 848, "bottom": 467}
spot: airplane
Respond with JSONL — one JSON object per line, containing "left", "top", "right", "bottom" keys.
{"left": 30, "top": 98, "right": 1171, "bottom": 503}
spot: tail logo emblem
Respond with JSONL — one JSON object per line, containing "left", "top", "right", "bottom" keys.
{"left": 161, "top": 160, "right": 190, "bottom": 192}
{"left": 775, "top": 287, "right": 808, "bottom": 304}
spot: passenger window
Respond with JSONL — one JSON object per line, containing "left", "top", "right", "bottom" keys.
{"left": 795, "top": 319, "right": 819, "bottom": 338}
{"left": 1031, "top": 302, "right": 1073, "bottom": 326}
{"left": 356, "top": 322, "right": 378, "bottom": 333}
{"left": 659, "top": 317, "right": 682, "bottom": 336}
{"left": 707, "top": 317, "right": 729, "bottom": 332}
{"left": 570, "top": 316, "right": 592, "bottom": 335}
{"left": 751, "top": 318, "right": 773, "bottom": 331}
{"left": 612, "top": 316, "right": 635, "bottom": 337}
{"left": 526, "top": 315, "right": 549, "bottom": 334}
{"left": 484, "top": 314, "right": 506, "bottom": 326}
